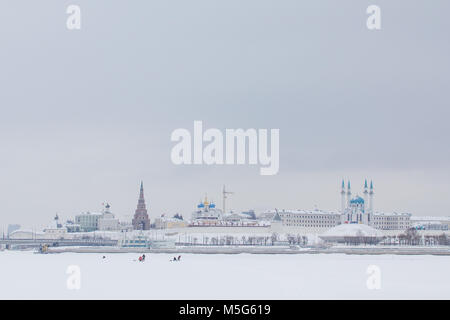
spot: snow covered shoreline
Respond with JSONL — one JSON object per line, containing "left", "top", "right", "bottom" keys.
{"left": 1, "top": 251, "right": 449, "bottom": 299}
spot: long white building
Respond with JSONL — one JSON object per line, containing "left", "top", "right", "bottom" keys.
{"left": 410, "top": 216, "right": 450, "bottom": 231}
{"left": 261, "top": 209, "right": 341, "bottom": 233}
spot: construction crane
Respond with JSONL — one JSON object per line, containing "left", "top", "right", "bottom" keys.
{"left": 222, "top": 185, "right": 234, "bottom": 214}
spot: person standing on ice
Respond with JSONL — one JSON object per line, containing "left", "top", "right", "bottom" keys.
{"left": 142, "top": 254, "right": 146, "bottom": 261}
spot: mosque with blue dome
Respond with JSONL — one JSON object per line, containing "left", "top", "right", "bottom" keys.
{"left": 341, "top": 179, "right": 374, "bottom": 225}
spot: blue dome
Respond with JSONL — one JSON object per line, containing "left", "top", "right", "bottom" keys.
{"left": 209, "top": 203, "right": 216, "bottom": 208}
{"left": 197, "top": 203, "right": 205, "bottom": 208}
{"left": 350, "top": 196, "right": 364, "bottom": 204}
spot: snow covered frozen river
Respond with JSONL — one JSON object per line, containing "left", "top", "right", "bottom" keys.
{"left": 0, "top": 251, "right": 449, "bottom": 299}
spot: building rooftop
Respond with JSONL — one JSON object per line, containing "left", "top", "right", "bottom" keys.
{"left": 263, "top": 209, "right": 340, "bottom": 215}
{"left": 410, "top": 216, "right": 450, "bottom": 221}
{"left": 77, "top": 211, "right": 103, "bottom": 216}
{"left": 372, "top": 211, "right": 411, "bottom": 216}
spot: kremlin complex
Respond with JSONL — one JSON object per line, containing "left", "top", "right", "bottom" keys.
{"left": 6, "top": 180, "right": 450, "bottom": 241}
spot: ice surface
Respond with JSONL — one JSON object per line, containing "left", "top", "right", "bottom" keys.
{"left": 0, "top": 251, "right": 449, "bottom": 299}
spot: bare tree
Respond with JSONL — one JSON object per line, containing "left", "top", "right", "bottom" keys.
{"left": 271, "top": 233, "right": 278, "bottom": 245}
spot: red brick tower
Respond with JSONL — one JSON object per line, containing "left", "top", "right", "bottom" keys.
{"left": 132, "top": 181, "right": 150, "bottom": 230}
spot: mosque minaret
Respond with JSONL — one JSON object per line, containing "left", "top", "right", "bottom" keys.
{"left": 340, "top": 180, "right": 346, "bottom": 213}
{"left": 363, "top": 179, "right": 369, "bottom": 210}
{"left": 346, "top": 181, "right": 352, "bottom": 207}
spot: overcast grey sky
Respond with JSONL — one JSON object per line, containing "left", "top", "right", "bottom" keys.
{"left": 0, "top": 1, "right": 449, "bottom": 229}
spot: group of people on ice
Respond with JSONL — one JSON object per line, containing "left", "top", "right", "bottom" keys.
{"left": 133, "top": 254, "right": 183, "bottom": 262}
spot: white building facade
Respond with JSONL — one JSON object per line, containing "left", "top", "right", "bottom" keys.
{"left": 410, "top": 216, "right": 450, "bottom": 231}
{"left": 260, "top": 209, "right": 341, "bottom": 233}
{"left": 75, "top": 212, "right": 102, "bottom": 232}
{"left": 371, "top": 212, "right": 412, "bottom": 230}
{"left": 98, "top": 203, "right": 120, "bottom": 231}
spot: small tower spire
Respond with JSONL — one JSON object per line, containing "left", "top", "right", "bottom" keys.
{"left": 363, "top": 179, "right": 369, "bottom": 213}
{"left": 139, "top": 181, "right": 144, "bottom": 198}
{"left": 346, "top": 180, "right": 352, "bottom": 207}
{"left": 222, "top": 185, "right": 233, "bottom": 214}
